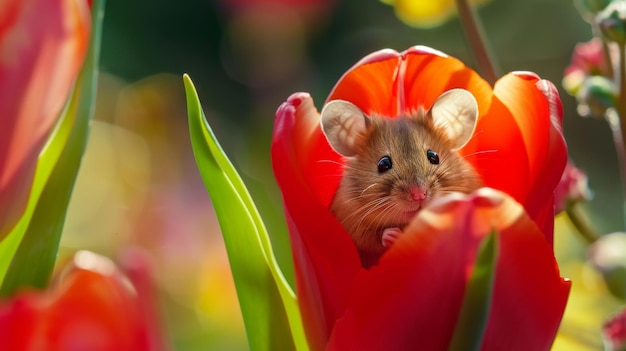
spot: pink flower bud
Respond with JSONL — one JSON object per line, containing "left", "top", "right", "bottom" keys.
{"left": 555, "top": 162, "right": 593, "bottom": 213}
{"left": 603, "top": 307, "right": 626, "bottom": 350}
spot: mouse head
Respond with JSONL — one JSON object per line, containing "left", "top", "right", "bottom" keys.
{"left": 320, "top": 89, "right": 481, "bottom": 230}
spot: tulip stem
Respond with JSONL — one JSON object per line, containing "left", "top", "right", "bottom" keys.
{"left": 604, "top": 40, "right": 615, "bottom": 79}
{"left": 611, "top": 42, "right": 626, "bottom": 228}
{"left": 455, "top": 0, "right": 500, "bottom": 85}
{"left": 565, "top": 204, "right": 600, "bottom": 244}
{"left": 606, "top": 109, "right": 626, "bottom": 228}
{"left": 618, "top": 43, "right": 626, "bottom": 119}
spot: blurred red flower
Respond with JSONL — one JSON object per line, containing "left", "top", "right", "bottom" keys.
{"left": 272, "top": 46, "right": 570, "bottom": 350}
{"left": 563, "top": 37, "right": 615, "bottom": 95}
{"left": 0, "top": 250, "right": 167, "bottom": 351}
{"left": 565, "top": 38, "right": 611, "bottom": 77}
{"left": 0, "top": 0, "right": 90, "bottom": 237}
{"left": 603, "top": 306, "right": 626, "bottom": 351}
{"left": 554, "top": 161, "right": 592, "bottom": 213}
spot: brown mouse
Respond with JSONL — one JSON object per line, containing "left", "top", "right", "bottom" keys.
{"left": 320, "top": 89, "right": 483, "bottom": 267}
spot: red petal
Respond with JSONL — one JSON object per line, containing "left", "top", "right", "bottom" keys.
{"left": 271, "top": 93, "right": 362, "bottom": 349}
{"left": 459, "top": 73, "right": 567, "bottom": 242}
{"left": 326, "top": 49, "right": 401, "bottom": 116}
{"left": 326, "top": 46, "right": 492, "bottom": 118}
{"left": 0, "top": 250, "right": 165, "bottom": 351}
{"left": 0, "top": 0, "right": 90, "bottom": 236}
{"left": 400, "top": 46, "right": 493, "bottom": 116}
{"left": 327, "top": 189, "right": 570, "bottom": 350}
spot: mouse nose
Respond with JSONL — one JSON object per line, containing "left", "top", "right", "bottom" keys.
{"left": 409, "top": 185, "right": 427, "bottom": 201}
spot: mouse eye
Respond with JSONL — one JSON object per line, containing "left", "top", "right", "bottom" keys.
{"left": 377, "top": 155, "right": 393, "bottom": 173}
{"left": 426, "top": 150, "right": 440, "bottom": 165}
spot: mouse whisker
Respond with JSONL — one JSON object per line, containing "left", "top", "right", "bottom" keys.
{"left": 362, "top": 201, "right": 396, "bottom": 234}
{"left": 318, "top": 159, "right": 377, "bottom": 175}
{"left": 317, "top": 159, "right": 345, "bottom": 167}
{"left": 360, "top": 183, "right": 381, "bottom": 196}
{"left": 348, "top": 196, "right": 393, "bottom": 233}
{"left": 465, "top": 129, "right": 486, "bottom": 144}
{"left": 339, "top": 187, "right": 380, "bottom": 198}
{"left": 376, "top": 202, "right": 400, "bottom": 226}
{"left": 461, "top": 149, "right": 498, "bottom": 160}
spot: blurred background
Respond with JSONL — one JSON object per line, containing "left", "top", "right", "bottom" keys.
{"left": 56, "top": 0, "right": 620, "bottom": 349}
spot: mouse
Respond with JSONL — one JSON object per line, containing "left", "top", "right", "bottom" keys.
{"left": 320, "top": 88, "right": 483, "bottom": 267}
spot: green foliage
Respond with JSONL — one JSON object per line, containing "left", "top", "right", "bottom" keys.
{"left": 0, "top": 0, "right": 105, "bottom": 295}
{"left": 184, "top": 75, "right": 308, "bottom": 351}
{"left": 448, "top": 231, "right": 497, "bottom": 351}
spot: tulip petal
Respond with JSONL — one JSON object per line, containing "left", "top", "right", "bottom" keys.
{"left": 326, "top": 46, "right": 493, "bottom": 119}
{"left": 186, "top": 75, "right": 306, "bottom": 351}
{"left": 400, "top": 46, "right": 493, "bottom": 116}
{"left": 326, "top": 49, "right": 402, "bottom": 116}
{"left": 459, "top": 73, "right": 567, "bottom": 242}
{"left": 272, "top": 93, "right": 363, "bottom": 349}
{"left": 0, "top": 0, "right": 98, "bottom": 293}
{"left": 0, "top": 0, "right": 90, "bottom": 237}
{"left": 0, "top": 250, "right": 165, "bottom": 351}
{"left": 327, "top": 189, "right": 569, "bottom": 350}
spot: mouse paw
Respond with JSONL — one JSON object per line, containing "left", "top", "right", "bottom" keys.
{"left": 382, "top": 227, "right": 402, "bottom": 248}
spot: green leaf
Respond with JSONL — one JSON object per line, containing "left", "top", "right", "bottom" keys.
{"left": 448, "top": 230, "right": 498, "bottom": 351}
{"left": 184, "top": 74, "right": 308, "bottom": 351}
{"left": 0, "top": 0, "right": 105, "bottom": 295}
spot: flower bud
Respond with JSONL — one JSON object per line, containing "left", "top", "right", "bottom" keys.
{"left": 603, "top": 306, "right": 626, "bottom": 350}
{"left": 589, "top": 232, "right": 626, "bottom": 300}
{"left": 597, "top": 1, "right": 626, "bottom": 44}
{"left": 576, "top": 75, "right": 617, "bottom": 118}
{"left": 554, "top": 162, "right": 593, "bottom": 213}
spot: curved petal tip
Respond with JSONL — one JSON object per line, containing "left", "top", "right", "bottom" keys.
{"left": 511, "top": 71, "right": 541, "bottom": 80}
{"left": 351, "top": 48, "right": 401, "bottom": 67}
{"left": 406, "top": 45, "right": 449, "bottom": 58}
{"left": 471, "top": 187, "right": 507, "bottom": 207}
{"left": 535, "top": 79, "right": 564, "bottom": 126}
{"left": 276, "top": 92, "right": 311, "bottom": 117}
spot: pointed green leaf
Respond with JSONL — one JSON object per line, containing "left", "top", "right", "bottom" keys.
{"left": 0, "top": 0, "right": 105, "bottom": 295}
{"left": 448, "top": 230, "right": 498, "bottom": 351}
{"left": 184, "top": 74, "right": 308, "bottom": 351}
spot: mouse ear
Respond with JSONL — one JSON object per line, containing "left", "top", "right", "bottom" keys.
{"left": 429, "top": 88, "right": 478, "bottom": 151}
{"left": 320, "top": 100, "right": 370, "bottom": 157}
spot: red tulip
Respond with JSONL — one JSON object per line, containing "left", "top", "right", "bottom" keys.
{"left": 0, "top": 0, "right": 90, "bottom": 237}
{"left": 603, "top": 306, "right": 626, "bottom": 350}
{"left": 271, "top": 46, "right": 570, "bottom": 349}
{"left": 0, "top": 249, "right": 167, "bottom": 351}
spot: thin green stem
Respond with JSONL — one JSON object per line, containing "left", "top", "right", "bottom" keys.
{"left": 602, "top": 40, "right": 615, "bottom": 78}
{"left": 605, "top": 109, "right": 626, "bottom": 218}
{"left": 604, "top": 41, "right": 615, "bottom": 78}
{"left": 455, "top": 0, "right": 500, "bottom": 85}
{"left": 612, "top": 42, "right": 626, "bottom": 227}
{"left": 565, "top": 204, "right": 600, "bottom": 244}
{"left": 617, "top": 43, "right": 626, "bottom": 136}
